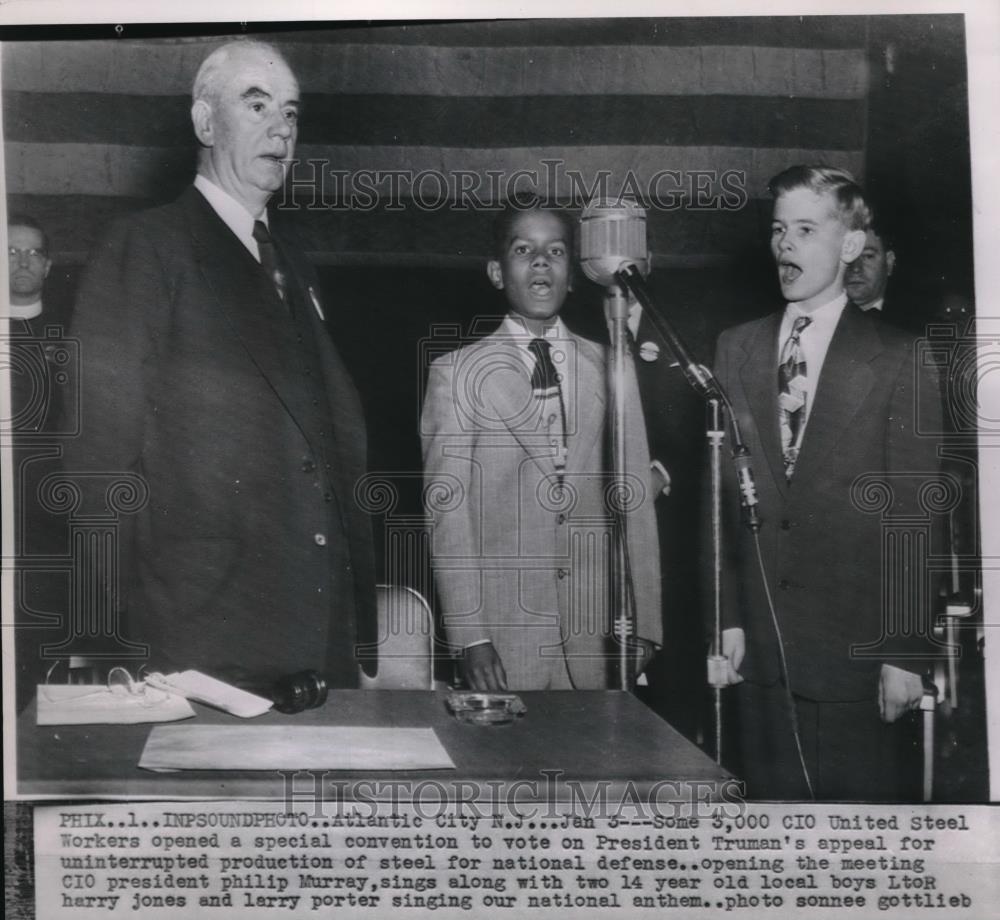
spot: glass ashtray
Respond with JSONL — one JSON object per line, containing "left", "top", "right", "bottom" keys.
{"left": 445, "top": 691, "right": 527, "bottom": 725}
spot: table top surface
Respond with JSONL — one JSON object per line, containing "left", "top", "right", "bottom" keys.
{"left": 16, "top": 689, "right": 731, "bottom": 800}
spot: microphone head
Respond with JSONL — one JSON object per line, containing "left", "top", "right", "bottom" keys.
{"left": 579, "top": 198, "right": 649, "bottom": 286}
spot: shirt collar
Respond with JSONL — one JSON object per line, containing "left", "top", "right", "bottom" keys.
{"left": 194, "top": 174, "right": 266, "bottom": 258}
{"left": 501, "top": 313, "right": 567, "bottom": 344}
{"left": 7, "top": 299, "right": 43, "bottom": 320}
{"left": 784, "top": 290, "right": 847, "bottom": 330}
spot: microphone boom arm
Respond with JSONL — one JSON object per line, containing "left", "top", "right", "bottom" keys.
{"left": 614, "top": 262, "right": 761, "bottom": 534}
{"left": 615, "top": 263, "right": 721, "bottom": 400}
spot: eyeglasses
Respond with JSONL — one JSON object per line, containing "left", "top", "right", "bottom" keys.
{"left": 8, "top": 247, "right": 48, "bottom": 262}
{"left": 40, "top": 661, "right": 170, "bottom": 709}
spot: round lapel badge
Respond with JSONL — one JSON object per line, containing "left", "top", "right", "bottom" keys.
{"left": 638, "top": 341, "right": 660, "bottom": 362}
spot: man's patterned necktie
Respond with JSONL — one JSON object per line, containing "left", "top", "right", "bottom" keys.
{"left": 778, "top": 315, "right": 812, "bottom": 479}
{"left": 252, "top": 220, "right": 288, "bottom": 307}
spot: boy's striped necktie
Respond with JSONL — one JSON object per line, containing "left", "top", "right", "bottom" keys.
{"left": 778, "top": 315, "right": 812, "bottom": 479}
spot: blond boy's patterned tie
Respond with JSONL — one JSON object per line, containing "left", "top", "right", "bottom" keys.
{"left": 778, "top": 315, "right": 812, "bottom": 479}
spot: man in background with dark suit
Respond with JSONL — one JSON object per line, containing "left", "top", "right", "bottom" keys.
{"left": 618, "top": 279, "right": 708, "bottom": 743}
{"left": 62, "top": 40, "right": 377, "bottom": 690}
{"left": 845, "top": 221, "right": 896, "bottom": 316}
{"left": 6, "top": 214, "right": 71, "bottom": 430}
{"left": 8, "top": 216, "right": 54, "bottom": 323}
{"left": 7, "top": 214, "right": 75, "bottom": 709}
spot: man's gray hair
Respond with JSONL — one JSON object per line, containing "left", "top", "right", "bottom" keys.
{"left": 191, "top": 39, "right": 290, "bottom": 104}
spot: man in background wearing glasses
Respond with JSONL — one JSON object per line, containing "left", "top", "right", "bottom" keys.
{"left": 8, "top": 215, "right": 55, "bottom": 327}
{"left": 5, "top": 213, "right": 74, "bottom": 711}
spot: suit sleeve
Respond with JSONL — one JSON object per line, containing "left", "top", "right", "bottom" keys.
{"left": 622, "top": 359, "right": 664, "bottom": 648}
{"left": 60, "top": 219, "right": 171, "bottom": 645}
{"left": 63, "top": 218, "right": 169, "bottom": 477}
{"left": 880, "top": 337, "right": 946, "bottom": 671}
{"left": 420, "top": 356, "right": 491, "bottom": 651}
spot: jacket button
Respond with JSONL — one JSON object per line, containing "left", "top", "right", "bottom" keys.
{"left": 314, "top": 533, "right": 327, "bottom": 546}
{"left": 324, "top": 492, "right": 333, "bottom": 502}
{"left": 778, "top": 578, "right": 790, "bottom": 590}
{"left": 302, "top": 459, "right": 316, "bottom": 472}
{"left": 780, "top": 519, "right": 791, "bottom": 531}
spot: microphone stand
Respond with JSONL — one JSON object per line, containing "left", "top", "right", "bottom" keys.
{"left": 605, "top": 281, "right": 636, "bottom": 692}
{"left": 706, "top": 397, "right": 726, "bottom": 765}
{"left": 614, "top": 264, "right": 760, "bottom": 763}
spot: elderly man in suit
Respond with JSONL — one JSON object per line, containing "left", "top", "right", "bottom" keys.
{"left": 422, "top": 202, "right": 661, "bottom": 691}
{"left": 714, "top": 166, "right": 943, "bottom": 800}
{"left": 62, "top": 40, "right": 377, "bottom": 690}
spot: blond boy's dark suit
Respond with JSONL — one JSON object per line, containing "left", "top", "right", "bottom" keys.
{"left": 714, "top": 303, "right": 943, "bottom": 799}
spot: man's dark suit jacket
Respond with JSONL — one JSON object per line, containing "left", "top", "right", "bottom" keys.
{"left": 11, "top": 296, "right": 78, "bottom": 710}
{"left": 62, "top": 186, "right": 377, "bottom": 687}
{"left": 630, "top": 308, "right": 708, "bottom": 736}
{"left": 713, "top": 303, "right": 943, "bottom": 702}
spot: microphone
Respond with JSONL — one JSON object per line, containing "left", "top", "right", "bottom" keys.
{"left": 578, "top": 201, "right": 764, "bottom": 534}
{"left": 579, "top": 198, "right": 649, "bottom": 287}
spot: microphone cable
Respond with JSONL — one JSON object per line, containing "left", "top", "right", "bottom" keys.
{"left": 608, "top": 464, "right": 642, "bottom": 680}
{"left": 752, "top": 532, "right": 815, "bottom": 800}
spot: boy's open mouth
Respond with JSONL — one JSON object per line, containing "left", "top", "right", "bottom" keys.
{"left": 779, "top": 261, "right": 802, "bottom": 285}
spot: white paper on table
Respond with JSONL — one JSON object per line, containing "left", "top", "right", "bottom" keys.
{"left": 139, "top": 725, "right": 455, "bottom": 772}
{"left": 145, "top": 670, "right": 273, "bottom": 718}
{"left": 36, "top": 685, "right": 197, "bottom": 725}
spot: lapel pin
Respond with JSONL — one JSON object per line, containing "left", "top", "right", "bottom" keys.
{"left": 308, "top": 286, "right": 325, "bottom": 321}
{"left": 638, "top": 341, "right": 660, "bottom": 362}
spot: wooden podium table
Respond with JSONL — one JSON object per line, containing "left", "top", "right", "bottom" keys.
{"left": 16, "top": 690, "right": 731, "bottom": 800}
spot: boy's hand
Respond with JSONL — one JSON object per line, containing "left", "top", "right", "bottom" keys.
{"left": 878, "top": 664, "right": 924, "bottom": 722}
{"left": 650, "top": 460, "right": 672, "bottom": 497}
{"left": 630, "top": 637, "right": 659, "bottom": 676}
{"left": 720, "top": 627, "right": 745, "bottom": 685}
{"left": 461, "top": 643, "right": 508, "bottom": 692}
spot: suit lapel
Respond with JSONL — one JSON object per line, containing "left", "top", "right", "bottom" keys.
{"left": 738, "top": 312, "right": 786, "bottom": 492}
{"left": 480, "top": 330, "right": 606, "bottom": 478}
{"left": 567, "top": 334, "right": 606, "bottom": 472}
{"left": 793, "top": 305, "right": 880, "bottom": 483}
{"left": 480, "top": 336, "right": 557, "bottom": 474}
{"left": 184, "top": 189, "right": 315, "bottom": 444}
